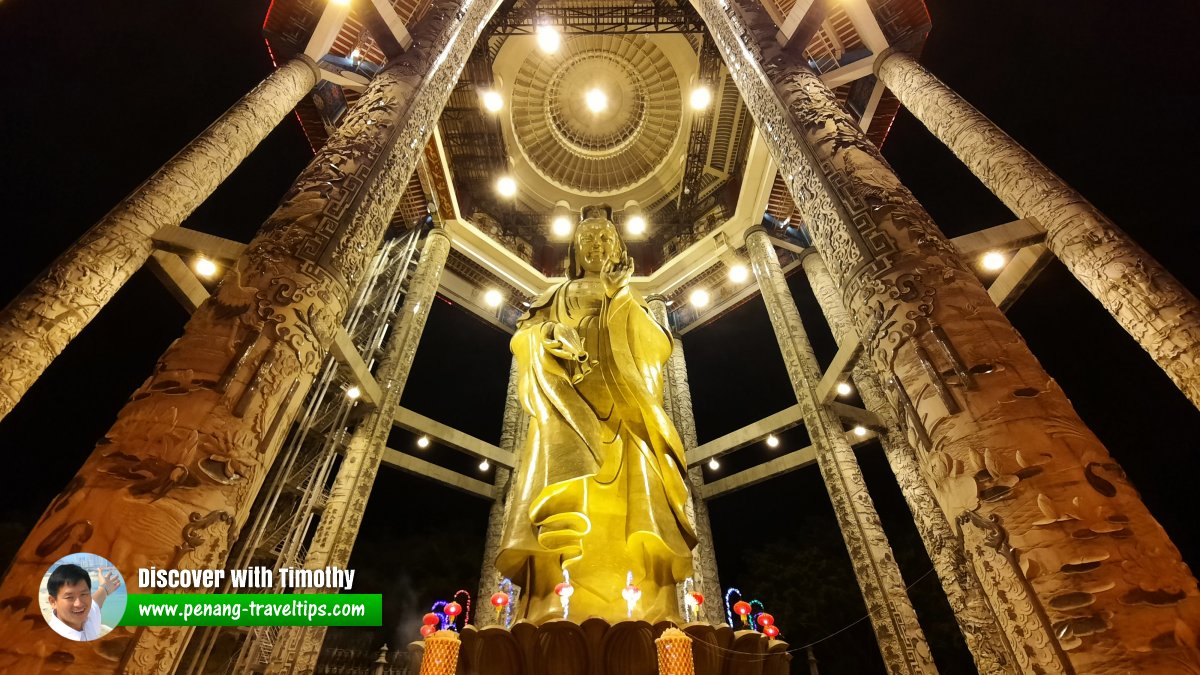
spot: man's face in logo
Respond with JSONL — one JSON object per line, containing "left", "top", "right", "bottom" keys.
{"left": 50, "top": 579, "right": 91, "bottom": 628}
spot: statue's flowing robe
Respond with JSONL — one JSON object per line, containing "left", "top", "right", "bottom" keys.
{"left": 496, "top": 280, "right": 697, "bottom": 605}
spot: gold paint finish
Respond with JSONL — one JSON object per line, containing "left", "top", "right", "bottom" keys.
{"left": 498, "top": 208, "right": 696, "bottom": 624}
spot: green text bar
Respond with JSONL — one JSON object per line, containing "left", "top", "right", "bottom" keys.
{"left": 120, "top": 594, "right": 382, "bottom": 627}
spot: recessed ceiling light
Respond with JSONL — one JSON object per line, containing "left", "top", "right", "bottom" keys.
{"left": 536, "top": 25, "right": 561, "bottom": 54}
{"left": 585, "top": 88, "right": 608, "bottom": 113}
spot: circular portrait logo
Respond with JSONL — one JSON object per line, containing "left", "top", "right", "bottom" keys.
{"left": 40, "top": 552, "right": 127, "bottom": 641}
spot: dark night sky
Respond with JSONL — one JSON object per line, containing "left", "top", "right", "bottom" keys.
{"left": 2, "top": 0, "right": 1199, "bottom": 672}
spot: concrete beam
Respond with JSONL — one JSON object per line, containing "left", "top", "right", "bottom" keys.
{"left": 152, "top": 226, "right": 246, "bottom": 266}
{"left": 319, "top": 69, "right": 369, "bottom": 92}
{"left": 820, "top": 56, "right": 875, "bottom": 88}
{"left": 687, "top": 405, "right": 805, "bottom": 466}
{"left": 950, "top": 218, "right": 1045, "bottom": 259}
{"left": 393, "top": 405, "right": 514, "bottom": 469}
{"left": 328, "top": 328, "right": 384, "bottom": 405}
{"left": 304, "top": 2, "right": 352, "bottom": 60}
{"left": 699, "top": 430, "right": 877, "bottom": 499}
{"left": 840, "top": 0, "right": 889, "bottom": 52}
{"left": 381, "top": 448, "right": 496, "bottom": 499}
{"left": 828, "top": 401, "right": 882, "bottom": 429}
{"left": 815, "top": 335, "right": 863, "bottom": 403}
{"left": 989, "top": 244, "right": 1054, "bottom": 311}
{"left": 147, "top": 251, "right": 209, "bottom": 313}
{"left": 859, "top": 78, "right": 886, "bottom": 131}
{"left": 368, "top": 0, "right": 413, "bottom": 51}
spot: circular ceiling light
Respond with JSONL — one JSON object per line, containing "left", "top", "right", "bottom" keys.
{"left": 194, "top": 257, "right": 218, "bottom": 278}
{"left": 585, "top": 88, "right": 608, "bottom": 113}
{"left": 484, "top": 289, "right": 504, "bottom": 308}
{"left": 551, "top": 216, "right": 573, "bottom": 238}
{"left": 981, "top": 251, "right": 1006, "bottom": 271}
{"left": 496, "top": 176, "right": 517, "bottom": 198}
{"left": 536, "top": 25, "right": 561, "bottom": 54}
{"left": 690, "top": 289, "right": 710, "bottom": 308}
{"left": 728, "top": 264, "right": 748, "bottom": 283}
{"left": 482, "top": 90, "right": 503, "bottom": 112}
{"left": 690, "top": 86, "right": 712, "bottom": 110}
{"left": 625, "top": 214, "right": 646, "bottom": 236}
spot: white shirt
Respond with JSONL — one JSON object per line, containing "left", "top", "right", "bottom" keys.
{"left": 47, "top": 600, "right": 103, "bottom": 641}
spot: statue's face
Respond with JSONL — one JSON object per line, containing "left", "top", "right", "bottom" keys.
{"left": 575, "top": 220, "right": 621, "bottom": 274}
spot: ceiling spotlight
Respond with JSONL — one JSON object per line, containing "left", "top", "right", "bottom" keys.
{"left": 690, "top": 86, "right": 712, "bottom": 110}
{"left": 585, "top": 88, "right": 608, "bottom": 113}
{"left": 417, "top": 435, "right": 431, "bottom": 448}
{"left": 496, "top": 176, "right": 517, "bottom": 198}
{"left": 536, "top": 24, "right": 561, "bottom": 54}
{"left": 981, "top": 251, "right": 1006, "bottom": 271}
{"left": 194, "top": 257, "right": 218, "bottom": 278}
{"left": 728, "top": 263, "right": 749, "bottom": 283}
{"left": 551, "top": 216, "right": 573, "bottom": 238}
{"left": 625, "top": 214, "right": 646, "bottom": 236}
{"left": 690, "top": 289, "right": 710, "bottom": 308}
{"left": 482, "top": 90, "right": 503, "bottom": 112}
{"left": 349, "top": 48, "right": 362, "bottom": 64}
{"left": 766, "top": 434, "right": 779, "bottom": 448}
{"left": 330, "top": 0, "right": 350, "bottom": 6}
{"left": 708, "top": 457, "right": 720, "bottom": 470}
{"left": 346, "top": 385, "right": 361, "bottom": 400}
{"left": 835, "top": 382, "right": 853, "bottom": 397}
{"left": 853, "top": 425, "right": 868, "bottom": 437}
{"left": 484, "top": 289, "right": 504, "bottom": 308}
{"left": 479, "top": 459, "right": 490, "bottom": 471}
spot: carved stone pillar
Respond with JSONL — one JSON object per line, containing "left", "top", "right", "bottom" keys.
{"left": 745, "top": 228, "right": 936, "bottom": 675}
{"left": 876, "top": 49, "right": 1200, "bottom": 412}
{"left": 0, "top": 55, "right": 320, "bottom": 424}
{"left": 690, "top": 0, "right": 1200, "bottom": 670}
{"left": 475, "top": 357, "right": 527, "bottom": 627}
{"left": 647, "top": 296, "right": 723, "bottom": 621}
{"left": 265, "top": 228, "right": 450, "bottom": 674}
{"left": 0, "top": 0, "right": 498, "bottom": 671}
{"left": 801, "top": 250, "right": 1017, "bottom": 675}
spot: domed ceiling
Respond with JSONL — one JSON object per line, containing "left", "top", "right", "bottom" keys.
{"left": 508, "top": 34, "right": 682, "bottom": 194}
{"left": 494, "top": 32, "right": 698, "bottom": 210}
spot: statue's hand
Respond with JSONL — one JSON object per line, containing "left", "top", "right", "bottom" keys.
{"left": 602, "top": 254, "right": 634, "bottom": 297}
{"left": 543, "top": 323, "right": 588, "bottom": 364}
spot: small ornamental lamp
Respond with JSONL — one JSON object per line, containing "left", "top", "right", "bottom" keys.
{"left": 419, "top": 624, "right": 437, "bottom": 638}
{"left": 622, "top": 571, "right": 642, "bottom": 618}
{"left": 490, "top": 592, "right": 510, "bottom": 624}
{"left": 755, "top": 613, "right": 774, "bottom": 628}
{"left": 443, "top": 601, "right": 463, "bottom": 631}
{"left": 418, "top": 629, "right": 461, "bottom": 675}
{"left": 763, "top": 624, "right": 781, "bottom": 639}
{"left": 555, "top": 571, "right": 575, "bottom": 619}
{"left": 684, "top": 591, "right": 704, "bottom": 622}
{"left": 733, "top": 601, "right": 752, "bottom": 627}
{"left": 422, "top": 612, "right": 440, "bottom": 627}
{"left": 655, "top": 627, "right": 696, "bottom": 675}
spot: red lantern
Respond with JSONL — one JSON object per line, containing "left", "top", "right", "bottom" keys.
{"left": 763, "top": 624, "right": 780, "bottom": 639}
{"left": 685, "top": 591, "right": 704, "bottom": 608}
{"left": 422, "top": 612, "right": 440, "bottom": 626}
{"left": 444, "top": 601, "right": 463, "bottom": 618}
{"left": 420, "top": 624, "right": 437, "bottom": 638}
{"left": 554, "top": 582, "right": 574, "bottom": 597}
{"left": 490, "top": 592, "right": 510, "bottom": 608}
{"left": 756, "top": 612, "right": 775, "bottom": 627}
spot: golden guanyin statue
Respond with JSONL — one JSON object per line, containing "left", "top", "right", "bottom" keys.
{"left": 497, "top": 206, "right": 697, "bottom": 624}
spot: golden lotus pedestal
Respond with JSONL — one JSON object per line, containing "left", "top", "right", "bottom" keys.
{"left": 410, "top": 620, "right": 791, "bottom": 674}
